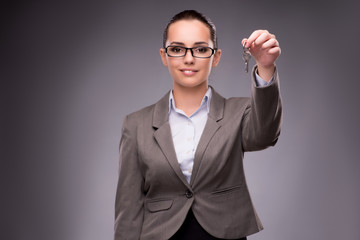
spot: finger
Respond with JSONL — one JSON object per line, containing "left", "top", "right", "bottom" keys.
{"left": 267, "top": 46, "right": 281, "bottom": 55}
{"left": 245, "top": 30, "right": 265, "bottom": 48}
{"left": 261, "top": 38, "right": 279, "bottom": 49}
{"left": 254, "top": 31, "right": 272, "bottom": 46}
{"left": 241, "top": 38, "right": 248, "bottom": 46}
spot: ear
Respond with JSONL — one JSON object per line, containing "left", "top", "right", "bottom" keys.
{"left": 212, "top": 49, "right": 222, "bottom": 67}
{"left": 160, "top": 48, "right": 168, "bottom": 67}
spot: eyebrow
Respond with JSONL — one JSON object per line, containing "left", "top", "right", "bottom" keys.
{"left": 169, "top": 41, "right": 209, "bottom": 46}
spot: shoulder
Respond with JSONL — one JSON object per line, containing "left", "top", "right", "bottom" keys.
{"left": 211, "top": 87, "right": 250, "bottom": 111}
{"left": 226, "top": 96, "right": 250, "bottom": 107}
{"left": 122, "top": 90, "right": 170, "bottom": 129}
{"left": 122, "top": 104, "right": 155, "bottom": 133}
{"left": 127, "top": 104, "right": 155, "bottom": 121}
{"left": 223, "top": 97, "right": 251, "bottom": 121}
{"left": 209, "top": 87, "right": 251, "bottom": 123}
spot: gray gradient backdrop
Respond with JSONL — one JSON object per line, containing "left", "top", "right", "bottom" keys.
{"left": 3, "top": 0, "right": 360, "bottom": 239}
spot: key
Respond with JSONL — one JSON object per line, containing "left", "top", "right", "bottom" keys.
{"left": 242, "top": 43, "right": 251, "bottom": 73}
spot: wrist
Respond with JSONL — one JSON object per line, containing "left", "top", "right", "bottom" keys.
{"left": 256, "top": 63, "right": 275, "bottom": 82}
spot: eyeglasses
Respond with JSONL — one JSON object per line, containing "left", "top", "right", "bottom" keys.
{"left": 165, "top": 46, "right": 216, "bottom": 58}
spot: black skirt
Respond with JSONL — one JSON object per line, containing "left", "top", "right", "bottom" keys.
{"left": 169, "top": 209, "right": 247, "bottom": 240}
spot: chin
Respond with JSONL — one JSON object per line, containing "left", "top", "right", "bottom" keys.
{"left": 174, "top": 79, "right": 207, "bottom": 89}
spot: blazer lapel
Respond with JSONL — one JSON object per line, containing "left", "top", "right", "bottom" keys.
{"left": 152, "top": 91, "right": 190, "bottom": 187}
{"left": 190, "top": 87, "right": 225, "bottom": 186}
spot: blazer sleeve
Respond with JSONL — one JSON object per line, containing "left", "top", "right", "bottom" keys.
{"left": 114, "top": 115, "right": 144, "bottom": 240}
{"left": 241, "top": 65, "right": 282, "bottom": 151}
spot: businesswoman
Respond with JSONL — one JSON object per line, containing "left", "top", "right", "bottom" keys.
{"left": 115, "top": 10, "right": 282, "bottom": 240}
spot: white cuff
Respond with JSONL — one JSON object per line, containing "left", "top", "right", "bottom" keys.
{"left": 255, "top": 71, "right": 274, "bottom": 87}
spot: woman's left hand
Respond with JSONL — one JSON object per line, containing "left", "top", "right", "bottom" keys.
{"left": 242, "top": 30, "right": 281, "bottom": 81}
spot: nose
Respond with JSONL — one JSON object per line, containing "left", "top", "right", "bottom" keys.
{"left": 183, "top": 48, "right": 195, "bottom": 64}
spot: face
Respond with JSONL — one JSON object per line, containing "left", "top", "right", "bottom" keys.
{"left": 160, "top": 19, "right": 221, "bottom": 89}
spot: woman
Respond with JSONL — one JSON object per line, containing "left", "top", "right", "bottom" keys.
{"left": 115, "top": 10, "right": 282, "bottom": 240}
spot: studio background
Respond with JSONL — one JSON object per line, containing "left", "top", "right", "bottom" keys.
{"left": 3, "top": 0, "right": 360, "bottom": 239}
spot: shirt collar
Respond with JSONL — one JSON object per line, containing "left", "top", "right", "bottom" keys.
{"left": 169, "top": 87, "right": 212, "bottom": 115}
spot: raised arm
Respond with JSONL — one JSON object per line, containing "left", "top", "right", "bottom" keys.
{"left": 241, "top": 30, "right": 282, "bottom": 151}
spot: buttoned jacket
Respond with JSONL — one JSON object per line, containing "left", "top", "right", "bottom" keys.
{"left": 114, "top": 67, "right": 282, "bottom": 240}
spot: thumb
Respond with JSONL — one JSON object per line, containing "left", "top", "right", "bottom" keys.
{"left": 241, "top": 38, "right": 248, "bottom": 46}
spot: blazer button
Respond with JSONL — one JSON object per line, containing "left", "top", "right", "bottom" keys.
{"left": 185, "top": 190, "right": 193, "bottom": 198}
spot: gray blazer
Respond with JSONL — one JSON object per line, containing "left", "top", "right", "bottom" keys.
{"left": 115, "top": 67, "right": 282, "bottom": 240}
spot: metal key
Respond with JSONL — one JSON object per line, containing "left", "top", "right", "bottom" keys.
{"left": 242, "top": 43, "right": 251, "bottom": 73}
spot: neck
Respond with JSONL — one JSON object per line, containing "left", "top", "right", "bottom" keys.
{"left": 172, "top": 82, "right": 208, "bottom": 117}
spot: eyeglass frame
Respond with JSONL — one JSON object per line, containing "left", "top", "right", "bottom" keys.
{"left": 164, "top": 45, "right": 217, "bottom": 58}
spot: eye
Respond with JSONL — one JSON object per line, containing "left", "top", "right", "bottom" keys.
{"left": 168, "top": 46, "right": 184, "bottom": 53}
{"left": 195, "top": 47, "right": 209, "bottom": 53}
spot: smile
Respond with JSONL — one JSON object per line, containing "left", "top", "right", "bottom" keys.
{"left": 180, "top": 69, "right": 198, "bottom": 76}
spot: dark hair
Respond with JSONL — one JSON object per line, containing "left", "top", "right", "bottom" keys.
{"left": 162, "top": 10, "right": 218, "bottom": 49}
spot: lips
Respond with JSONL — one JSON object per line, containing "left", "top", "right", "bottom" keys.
{"left": 180, "top": 69, "right": 198, "bottom": 76}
